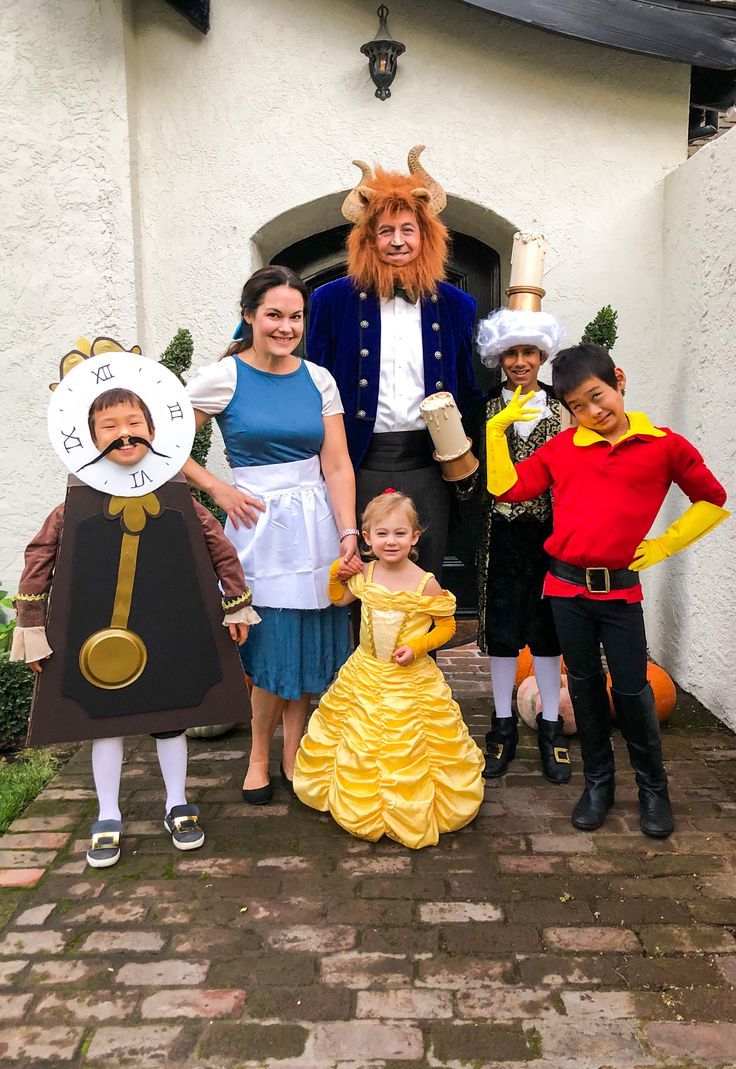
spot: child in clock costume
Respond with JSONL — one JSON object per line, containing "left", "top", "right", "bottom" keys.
{"left": 11, "top": 337, "right": 259, "bottom": 868}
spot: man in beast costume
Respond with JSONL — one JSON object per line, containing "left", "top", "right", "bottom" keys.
{"left": 307, "top": 146, "right": 480, "bottom": 576}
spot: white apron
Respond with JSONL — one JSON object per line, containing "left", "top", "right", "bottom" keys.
{"left": 225, "top": 456, "right": 339, "bottom": 610}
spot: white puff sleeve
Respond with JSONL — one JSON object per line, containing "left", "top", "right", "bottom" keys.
{"left": 304, "top": 361, "right": 344, "bottom": 417}
{"left": 185, "top": 357, "right": 237, "bottom": 416}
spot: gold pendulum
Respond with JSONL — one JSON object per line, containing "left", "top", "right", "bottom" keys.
{"left": 78, "top": 494, "right": 160, "bottom": 690}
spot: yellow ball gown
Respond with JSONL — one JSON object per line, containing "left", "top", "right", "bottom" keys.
{"left": 293, "top": 564, "right": 484, "bottom": 849}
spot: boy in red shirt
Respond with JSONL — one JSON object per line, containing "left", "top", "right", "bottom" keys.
{"left": 485, "top": 344, "right": 728, "bottom": 838}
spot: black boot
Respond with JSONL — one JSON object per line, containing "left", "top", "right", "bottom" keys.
{"left": 536, "top": 714, "right": 572, "bottom": 784}
{"left": 483, "top": 714, "right": 518, "bottom": 779}
{"left": 567, "top": 673, "right": 615, "bottom": 830}
{"left": 612, "top": 684, "right": 674, "bottom": 838}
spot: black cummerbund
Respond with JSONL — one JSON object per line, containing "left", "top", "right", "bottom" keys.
{"left": 361, "top": 430, "right": 434, "bottom": 472}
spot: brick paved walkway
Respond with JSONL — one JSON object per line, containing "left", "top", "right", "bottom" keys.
{"left": 1, "top": 644, "right": 735, "bottom": 1067}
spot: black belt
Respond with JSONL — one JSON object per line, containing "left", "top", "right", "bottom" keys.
{"left": 549, "top": 558, "right": 640, "bottom": 594}
{"left": 360, "top": 430, "right": 434, "bottom": 472}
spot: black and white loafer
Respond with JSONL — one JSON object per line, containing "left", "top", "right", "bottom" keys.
{"left": 164, "top": 804, "right": 205, "bottom": 851}
{"left": 86, "top": 820, "right": 123, "bottom": 869}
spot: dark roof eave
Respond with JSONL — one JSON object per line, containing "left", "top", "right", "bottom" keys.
{"left": 458, "top": 0, "right": 736, "bottom": 70}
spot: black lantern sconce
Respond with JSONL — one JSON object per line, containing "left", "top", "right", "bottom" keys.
{"left": 361, "top": 5, "right": 405, "bottom": 101}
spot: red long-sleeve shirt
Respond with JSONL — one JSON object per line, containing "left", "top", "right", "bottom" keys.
{"left": 497, "top": 413, "right": 727, "bottom": 603}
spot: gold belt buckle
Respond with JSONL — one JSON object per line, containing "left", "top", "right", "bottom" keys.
{"left": 585, "top": 567, "right": 610, "bottom": 594}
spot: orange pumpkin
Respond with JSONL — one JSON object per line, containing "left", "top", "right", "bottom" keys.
{"left": 517, "top": 674, "right": 576, "bottom": 735}
{"left": 607, "top": 661, "right": 676, "bottom": 724}
{"left": 515, "top": 646, "right": 534, "bottom": 686}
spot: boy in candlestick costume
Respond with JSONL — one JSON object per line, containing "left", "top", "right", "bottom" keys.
{"left": 485, "top": 343, "right": 728, "bottom": 838}
{"left": 462, "top": 304, "right": 569, "bottom": 784}
{"left": 307, "top": 145, "right": 480, "bottom": 578}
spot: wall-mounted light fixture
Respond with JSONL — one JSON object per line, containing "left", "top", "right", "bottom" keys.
{"left": 360, "top": 5, "right": 405, "bottom": 101}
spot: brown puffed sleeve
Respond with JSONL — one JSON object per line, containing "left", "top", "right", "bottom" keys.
{"left": 193, "top": 499, "right": 251, "bottom": 609}
{"left": 13, "top": 504, "right": 66, "bottom": 627}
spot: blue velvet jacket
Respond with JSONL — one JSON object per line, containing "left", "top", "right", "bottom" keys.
{"left": 307, "top": 276, "right": 481, "bottom": 468}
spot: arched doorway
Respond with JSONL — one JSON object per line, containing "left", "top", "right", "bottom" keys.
{"left": 271, "top": 225, "right": 502, "bottom": 614}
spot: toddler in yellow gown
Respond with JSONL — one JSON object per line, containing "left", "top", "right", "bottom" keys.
{"left": 293, "top": 491, "right": 484, "bottom": 849}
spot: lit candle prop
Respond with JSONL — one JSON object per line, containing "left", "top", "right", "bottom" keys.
{"left": 420, "top": 392, "right": 479, "bottom": 482}
{"left": 507, "top": 231, "right": 547, "bottom": 313}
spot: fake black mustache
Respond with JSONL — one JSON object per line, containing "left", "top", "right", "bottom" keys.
{"left": 77, "top": 436, "right": 170, "bottom": 472}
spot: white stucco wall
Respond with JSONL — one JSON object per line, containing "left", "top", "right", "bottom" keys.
{"left": 1, "top": 0, "right": 137, "bottom": 590}
{"left": 644, "top": 129, "right": 736, "bottom": 729}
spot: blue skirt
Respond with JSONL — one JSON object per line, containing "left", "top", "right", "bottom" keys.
{"left": 240, "top": 604, "right": 350, "bottom": 701}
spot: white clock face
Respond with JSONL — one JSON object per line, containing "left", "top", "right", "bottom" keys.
{"left": 47, "top": 352, "right": 196, "bottom": 496}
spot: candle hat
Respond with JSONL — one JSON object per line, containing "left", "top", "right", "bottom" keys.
{"left": 476, "top": 231, "right": 565, "bottom": 368}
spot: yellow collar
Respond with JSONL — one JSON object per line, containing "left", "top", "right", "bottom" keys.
{"left": 573, "top": 411, "right": 666, "bottom": 447}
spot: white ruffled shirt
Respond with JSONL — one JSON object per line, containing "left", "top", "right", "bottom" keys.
{"left": 375, "top": 296, "right": 426, "bottom": 433}
{"left": 502, "top": 387, "right": 551, "bottom": 440}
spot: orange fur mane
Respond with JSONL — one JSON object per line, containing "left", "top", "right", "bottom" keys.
{"left": 346, "top": 169, "right": 449, "bottom": 300}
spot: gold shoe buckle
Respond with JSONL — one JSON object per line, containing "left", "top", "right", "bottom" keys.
{"left": 91, "top": 832, "right": 119, "bottom": 850}
{"left": 172, "top": 815, "right": 199, "bottom": 831}
{"left": 494, "top": 743, "right": 504, "bottom": 760}
{"left": 553, "top": 746, "right": 571, "bottom": 765}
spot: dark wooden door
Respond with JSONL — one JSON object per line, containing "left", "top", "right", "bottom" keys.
{"left": 273, "top": 225, "right": 501, "bottom": 614}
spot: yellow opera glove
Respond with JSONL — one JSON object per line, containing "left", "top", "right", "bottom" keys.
{"left": 485, "top": 385, "right": 541, "bottom": 496}
{"left": 407, "top": 615, "right": 456, "bottom": 659}
{"left": 328, "top": 559, "right": 348, "bottom": 604}
{"left": 629, "top": 500, "right": 730, "bottom": 572}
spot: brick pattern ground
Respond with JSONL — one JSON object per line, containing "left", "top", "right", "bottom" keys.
{"left": 0, "top": 642, "right": 735, "bottom": 1067}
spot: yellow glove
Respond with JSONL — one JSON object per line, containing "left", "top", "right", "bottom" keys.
{"left": 485, "top": 386, "right": 540, "bottom": 496}
{"left": 629, "top": 500, "right": 730, "bottom": 571}
{"left": 328, "top": 559, "right": 348, "bottom": 604}
{"left": 406, "top": 615, "right": 456, "bottom": 659}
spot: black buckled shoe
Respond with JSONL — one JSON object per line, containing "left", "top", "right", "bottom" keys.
{"left": 483, "top": 715, "right": 518, "bottom": 779}
{"left": 567, "top": 672, "right": 616, "bottom": 830}
{"left": 536, "top": 714, "right": 572, "bottom": 784}
{"left": 612, "top": 684, "right": 674, "bottom": 839}
{"left": 164, "top": 804, "right": 205, "bottom": 851}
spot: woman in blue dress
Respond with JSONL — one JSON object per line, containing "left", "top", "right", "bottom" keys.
{"left": 184, "top": 266, "right": 358, "bottom": 803}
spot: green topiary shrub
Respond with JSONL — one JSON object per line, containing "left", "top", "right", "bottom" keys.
{"left": 581, "top": 305, "right": 619, "bottom": 352}
{"left": 159, "top": 329, "right": 224, "bottom": 524}
{"left": 0, "top": 653, "right": 34, "bottom": 752}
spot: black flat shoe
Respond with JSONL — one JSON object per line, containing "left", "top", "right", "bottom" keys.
{"left": 280, "top": 761, "right": 295, "bottom": 796}
{"left": 241, "top": 776, "right": 273, "bottom": 805}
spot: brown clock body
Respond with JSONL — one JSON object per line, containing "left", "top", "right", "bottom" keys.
{"left": 27, "top": 477, "right": 251, "bottom": 745}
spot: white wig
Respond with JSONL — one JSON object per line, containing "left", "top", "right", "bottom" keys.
{"left": 476, "top": 308, "right": 566, "bottom": 368}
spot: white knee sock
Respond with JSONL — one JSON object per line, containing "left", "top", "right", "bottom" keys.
{"left": 156, "top": 735, "right": 189, "bottom": 815}
{"left": 533, "top": 655, "right": 562, "bottom": 722}
{"left": 490, "top": 656, "right": 517, "bottom": 718}
{"left": 91, "top": 737, "right": 124, "bottom": 823}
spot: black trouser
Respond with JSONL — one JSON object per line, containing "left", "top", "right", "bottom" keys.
{"left": 550, "top": 596, "right": 647, "bottom": 694}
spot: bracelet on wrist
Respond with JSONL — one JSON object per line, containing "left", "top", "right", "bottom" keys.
{"left": 339, "top": 528, "right": 360, "bottom": 541}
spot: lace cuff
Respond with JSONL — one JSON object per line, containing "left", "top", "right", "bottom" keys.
{"left": 10, "top": 625, "right": 53, "bottom": 664}
{"left": 221, "top": 605, "right": 261, "bottom": 627}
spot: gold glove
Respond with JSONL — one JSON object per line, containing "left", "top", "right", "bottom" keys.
{"left": 485, "top": 387, "right": 540, "bottom": 496}
{"left": 407, "top": 615, "right": 456, "bottom": 659}
{"left": 629, "top": 500, "right": 730, "bottom": 571}
{"left": 328, "top": 559, "right": 348, "bottom": 604}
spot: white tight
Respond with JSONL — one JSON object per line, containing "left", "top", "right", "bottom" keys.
{"left": 91, "top": 734, "right": 189, "bottom": 821}
{"left": 490, "top": 655, "right": 562, "bottom": 722}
